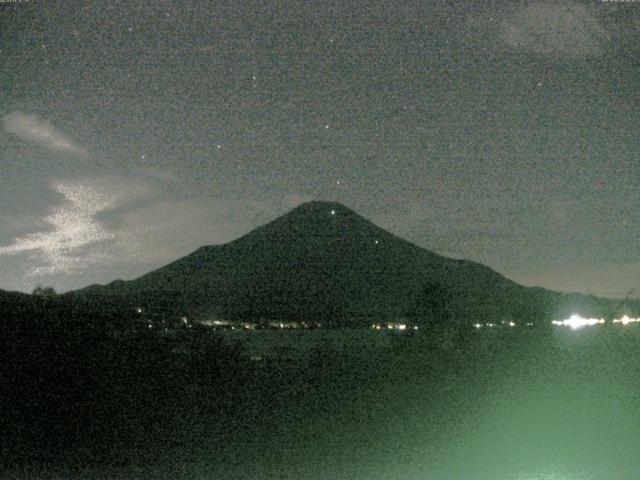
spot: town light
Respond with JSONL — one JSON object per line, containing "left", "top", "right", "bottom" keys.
{"left": 552, "top": 314, "right": 605, "bottom": 330}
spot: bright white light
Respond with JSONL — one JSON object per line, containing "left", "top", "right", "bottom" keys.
{"left": 508, "top": 321, "right": 516, "bottom": 327}
{"left": 612, "top": 315, "right": 640, "bottom": 325}
{"left": 330, "top": 210, "right": 336, "bottom": 215}
{"left": 474, "top": 323, "right": 482, "bottom": 329}
{"left": 398, "top": 324, "right": 406, "bottom": 331}
{"left": 552, "top": 314, "right": 605, "bottom": 330}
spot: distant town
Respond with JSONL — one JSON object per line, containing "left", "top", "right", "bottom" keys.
{"left": 133, "top": 306, "right": 640, "bottom": 335}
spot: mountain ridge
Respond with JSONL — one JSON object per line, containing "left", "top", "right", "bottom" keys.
{"left": 64, "top": 201, "right": 620, "bottom": 325}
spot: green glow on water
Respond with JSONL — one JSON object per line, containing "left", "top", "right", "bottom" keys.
{"left": 12, "top": 327, "right": 640, "bottom": 479}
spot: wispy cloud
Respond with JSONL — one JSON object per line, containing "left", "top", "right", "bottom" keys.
{"left": 2, "top": 111, "right": 88, "bottom": 156}
{"left": 507, "top": 262, "right": 640, "bottom": 299}
{"left": 0, "top": 181, "right": 117, "bottom": 276}
{"left": 0, "top": 175, "right": 304, "bottom": 285}
{"left": 0, "top": 176, "right": 171, "bottom": 277}
{"left": 500, "top": 2, "right": 610, "bottom": 57}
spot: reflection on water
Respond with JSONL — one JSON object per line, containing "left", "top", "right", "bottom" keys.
{"left": 11, "top": 326, "right": 640, "bottom": 480}
{"left": 514, "top": 467, "right": 593, "bottom": 480}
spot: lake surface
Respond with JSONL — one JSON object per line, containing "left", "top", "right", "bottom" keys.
{"left": 10, "top": 325, "right": 640, "bottom": 480}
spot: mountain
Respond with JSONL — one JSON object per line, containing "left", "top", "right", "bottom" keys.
{"left": 68, "top": 201, "right": 617, "bottom": 326}
{"left": 0, "top": 288, "right": 30, "bottom": 307}
{"left": 0, "top": 288, "right": 35, "bottom": 323}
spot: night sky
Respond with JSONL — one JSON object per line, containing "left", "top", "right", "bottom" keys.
{"left": 0, "top": 0, "right": 638, "bottom": 297}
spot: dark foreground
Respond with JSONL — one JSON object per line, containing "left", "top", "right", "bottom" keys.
{"left": 2, "top": 320, "right": 640, "bottom": 480}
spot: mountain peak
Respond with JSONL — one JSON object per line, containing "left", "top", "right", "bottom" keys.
{"left": 237, "top": 200, "right": 386, "bottom": 246}
{"left": 287, "top": 200, "right": 354, "bottom": 217}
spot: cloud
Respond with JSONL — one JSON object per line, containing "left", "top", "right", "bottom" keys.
{"left": 0, "top": 175, "right": 300, "bottom": 286}
{"left": 98, "top": 197, "right": 250, "bottom": 262}
{"left": 500, "top": 2, "right": 610, "bottom": 57}
{"left": 0, "top": 176, "right": 177, "bottom": 277}
{"left": 2, "top": 111, "right": 88, "bottom": 156}
{"left": 0, "top": 180, "right": 118, "bottom": 276}
{"left": 507, "top": 262, "right": 640, "bottom": 299}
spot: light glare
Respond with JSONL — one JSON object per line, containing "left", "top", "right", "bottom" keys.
{"left": 552, "top": 314, "right": 605, "bottom": 330}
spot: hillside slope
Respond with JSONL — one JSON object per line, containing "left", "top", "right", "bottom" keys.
{"left": 69, "top": 201, "right": 616, "bottom": 325}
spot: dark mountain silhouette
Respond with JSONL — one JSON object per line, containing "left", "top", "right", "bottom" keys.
{"left": 0, "top": 289, "right": 31, "bottom": 319}
{"left": 65, "top": 201, "right": 617, "bottom": 326}
{"left": 0, "top": 289, "right": 29, "bottom": 301}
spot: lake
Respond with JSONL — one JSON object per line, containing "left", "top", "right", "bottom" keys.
{"left": 8, "top": 324, "right": 640, "bottom": 480}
